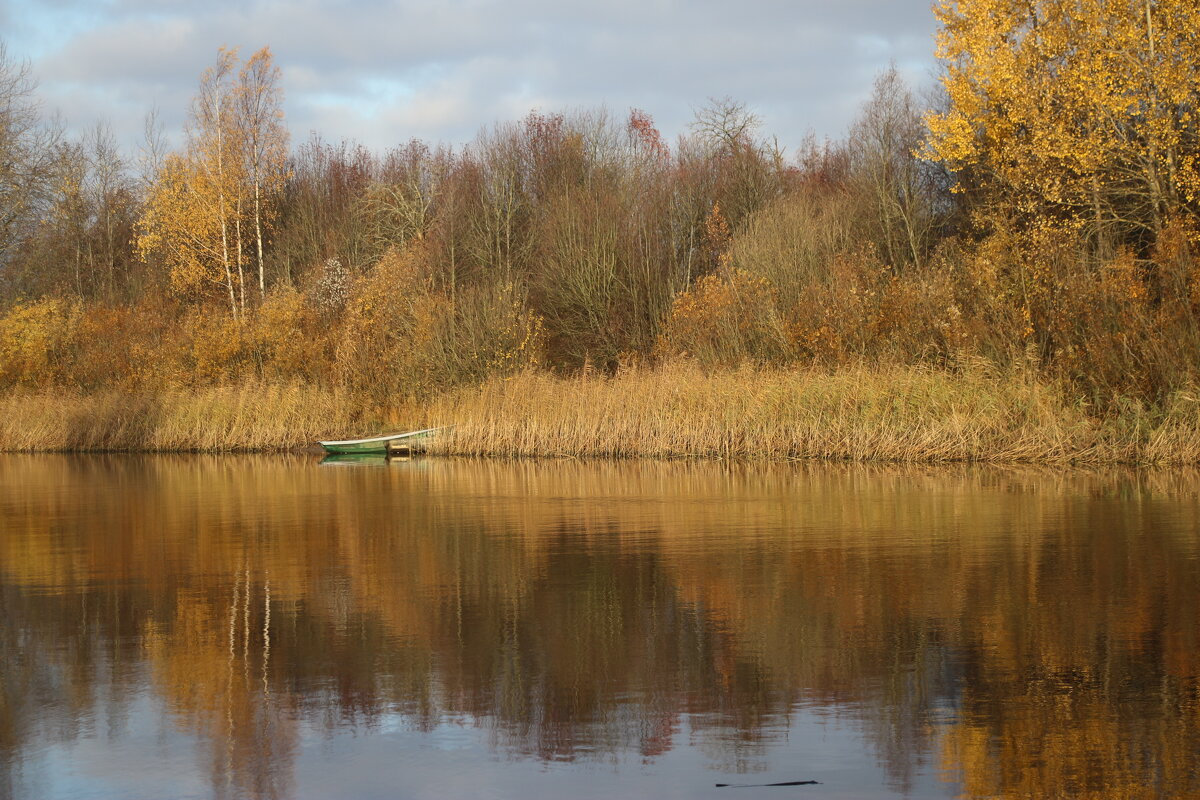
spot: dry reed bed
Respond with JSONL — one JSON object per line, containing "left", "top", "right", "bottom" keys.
{"left": 425, "top": 363, "right": 1200, "bottom": 465}
{"left": 0, "top": 381, "right": 356, "bottom": 452}
{"left": 3, "top": 363, "right": 1200, "bottom": 463}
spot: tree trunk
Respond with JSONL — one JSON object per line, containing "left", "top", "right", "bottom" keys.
{"left": 236, "top": 198, "right": 246, "bottom": 313}
{"left": 254, "top": 178, "right": 265, "bottom": 298}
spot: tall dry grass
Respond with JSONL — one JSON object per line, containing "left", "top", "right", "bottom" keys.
{"left": 4, "top": 361, "right": 1200, "bottom": 463}
{"left": 421, "top": 362, "right": 1200, "bottom": 465}
{"left": 0, "top": 381, "right": 357, "bottom": 452}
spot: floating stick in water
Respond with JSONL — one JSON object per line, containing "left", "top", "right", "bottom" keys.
{"left": 714, "top": 780, "right": 821, "bottom": 788}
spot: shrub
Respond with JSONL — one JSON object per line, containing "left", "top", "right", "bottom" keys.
{"left": 657, "top": 268, "right": 789, "bottom": 368}
{"left": 0, "top": 297, "right": 82, "bottom": 387}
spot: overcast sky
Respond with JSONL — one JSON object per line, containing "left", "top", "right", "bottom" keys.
{"left": 4, "top": 0, "right": 941, "bottom": 156}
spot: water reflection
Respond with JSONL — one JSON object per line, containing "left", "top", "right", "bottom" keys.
{"left": 2, "top": 455, "right": 1199, "bottom": 798}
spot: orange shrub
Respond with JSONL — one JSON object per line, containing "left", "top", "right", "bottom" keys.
{"left": 335, "top": 244, "right": 544, "bottom": 403}
{"left": 184, "top": 310, "right": 253, "bottom": 384}
{"left": 250, "top": 286, "right": 325, "bottom": 382}
{"left": 657, "top": 268, "right": 789, "bottom": 368}
{"left": 0, "top": 297, "right": 82, "bottom": 388}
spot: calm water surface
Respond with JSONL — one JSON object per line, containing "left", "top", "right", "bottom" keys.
{"left": 2, "top": 454, "right": 1199, "bottom": 799}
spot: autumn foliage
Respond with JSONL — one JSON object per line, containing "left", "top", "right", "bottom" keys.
{"left": 4, "top": 8, "right": 1200, "bottom": 450}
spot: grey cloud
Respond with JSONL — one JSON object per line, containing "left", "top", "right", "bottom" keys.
{"left": 11, "top": 0, "right": 940, "bottom": 155}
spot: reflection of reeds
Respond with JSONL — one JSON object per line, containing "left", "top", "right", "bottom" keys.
{"left": 3, "top": 454, "right": 1199, "bottom": 793}
{"left": 5, "top": 362, "right": 1200, "bottom": 463}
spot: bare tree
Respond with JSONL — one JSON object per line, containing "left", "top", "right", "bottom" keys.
{"left": 0, "top": 42, "right": 59, "bottom": 271}
{"left": 136, "top": 105, "right": 168, "bottom": 190}
{"left": 848, "top": 68, "right": 943, "bottom": 270}
{"left": 682, "top": 98, "right": 786, "bottom": 263}
{"left": 86, "top": 122, "right": 129, "bottom": 296}
{"left": 689, "top": 97, "right": 761, "bottom": 154}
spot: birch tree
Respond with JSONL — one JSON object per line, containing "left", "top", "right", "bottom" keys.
{"left": 140, "top": 47, "right": 290, "bottom": 314}
{"left": 236, "top": 46, "right": 288, "bottom": 299}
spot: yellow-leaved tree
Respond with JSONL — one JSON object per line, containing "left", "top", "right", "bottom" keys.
{"left": 139, "top": 48, "right": 242, "bottom": 313}
{"left": 927, "top": 0, "right": 1200, "bottom": 249}
{"left": 138, "top": 151, "right": 231, "bottom": 302}
{"left": 138, "top": 47, "right": 288, "bottom": 314}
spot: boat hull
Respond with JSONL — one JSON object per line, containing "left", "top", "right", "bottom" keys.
{"left": 320, "top": 441, "right": 392, "bottom": 455}
{"left": 318, "top": 427, "right": 443, "bottom": 455}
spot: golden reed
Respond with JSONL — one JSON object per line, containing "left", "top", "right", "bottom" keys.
{"left": 0, "top": 381, "right": 356, "bottom": 452}
{"left": 3, "top": 362, "right": 1200, "bottom": 463}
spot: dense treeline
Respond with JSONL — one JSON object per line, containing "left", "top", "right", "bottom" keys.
{"left": 2, "top": 0, "right": 1200, "bottom": 450}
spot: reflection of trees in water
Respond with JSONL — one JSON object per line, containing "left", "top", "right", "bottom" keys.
{"left": 1, "top": 456, "right": 1199, "bottom": 798}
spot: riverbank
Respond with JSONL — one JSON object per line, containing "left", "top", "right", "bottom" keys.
{"left": 3, "top": 362, "right": 1200, "bottom": 464}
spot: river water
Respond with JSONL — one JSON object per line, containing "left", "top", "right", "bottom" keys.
{"left": 1, "top": 454, "right": 1198, "bottom": 799}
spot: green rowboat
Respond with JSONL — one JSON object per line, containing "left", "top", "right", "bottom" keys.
{"left": 318, "top": 427, "right": 445, "bottom": 455}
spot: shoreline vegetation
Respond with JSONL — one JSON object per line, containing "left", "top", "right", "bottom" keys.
{"left": 5, "top": 5, "right": 1200, "bottom": 465}
{"left": 4, "top": 361, "right": 1200, "bottom": 464}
